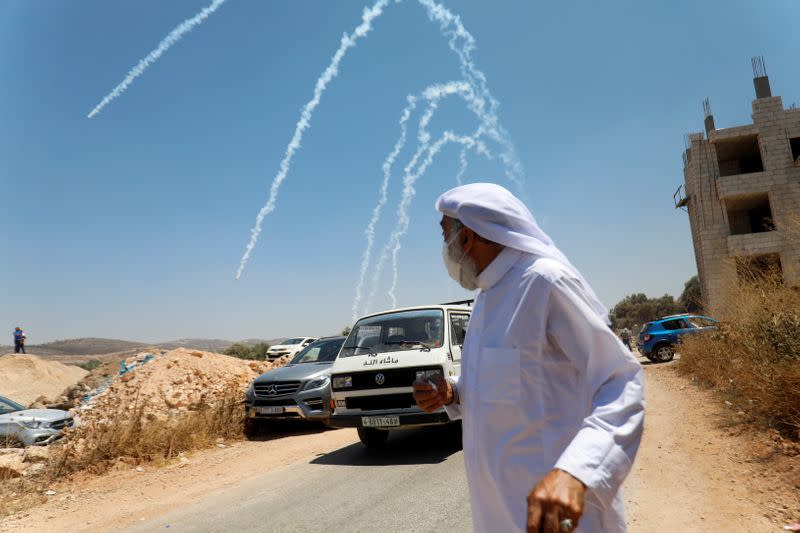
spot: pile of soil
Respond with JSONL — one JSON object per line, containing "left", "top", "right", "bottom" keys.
{"left": 76, "top": 348, "right": 291, "bottom": 424}
{"left": 0, "top": 354, "right": 88, "bottom": 406}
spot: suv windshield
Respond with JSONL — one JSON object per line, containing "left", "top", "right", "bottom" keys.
{"left": 0, "top": 396, "right": 24, "bottom": 415}
{"left": 282, "top": 338, "right": 304, "bottom": 345}
{"left": 341, "top": 309, "right": 444, "bottom": 357}
{"left": 290, "top": 337, "right": 345, "bottom": 364}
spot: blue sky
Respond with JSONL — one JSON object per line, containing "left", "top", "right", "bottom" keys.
{"left": 2, "top": 0, "right": 799, "bottom": 344}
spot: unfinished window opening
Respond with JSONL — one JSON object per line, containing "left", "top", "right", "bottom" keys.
{"left": 726, "top": 193, "right": 774, "bottom": 235}
{"left": 736, "top": 253, "right": 783, "bottom": 285}
{"left": 714, "top": 134, "right": 764, "bottom": 176}
{"left": 790, "top": 137, "right": 800, "bottom": 167}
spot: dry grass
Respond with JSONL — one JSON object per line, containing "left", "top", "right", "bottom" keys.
{"left": 677, "top": 267, "right": 800, "bottom": 438}
{"left": 0, "top": 478, "right": 47, "bottom": 519}
{"left": 49, "top": 389, "right": 246, "bottom": 478}
{"left": 0, "top": 387, "right": 246, "bottom": 520}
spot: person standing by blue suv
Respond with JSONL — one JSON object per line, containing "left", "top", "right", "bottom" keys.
{"left": 637, "top": 314, "right": 717, "bottom": 363}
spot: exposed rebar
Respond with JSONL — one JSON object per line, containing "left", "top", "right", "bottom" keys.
{"left": 751, "top": 56, "right": 767, "bottom": 79}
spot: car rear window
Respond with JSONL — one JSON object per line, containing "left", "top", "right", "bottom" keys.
{"left": 642, "top": 323, "right": 655, "bottom": 332}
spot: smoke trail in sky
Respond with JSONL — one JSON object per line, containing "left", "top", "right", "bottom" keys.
{"left": 362, "top": 119, "right": 492, "bottom": 313}
{"left": 363, "top": 112, "right": 492, "bottom": 313}
{"left": 367, "top": 0, "right": 519, "bottom": 309}
{"left": 236, "top": 0, "right": 393, "bottom": 280}
{"left": 352, "top": 81, "right": 472, "bottom": 320}
{"left": 364, "top": 121, "right": 490, "bottom": 312}
{"left": 386, "top": 131, "right": 481, "bottom": 308}
{"left": 417, "top": 0, "right": 524, "bottom": 187}
{"left": 87, "top": 0, "right": 227, "bottom": 119}
{"left": 455, "top": 146, "right": 469, "bottom": 185}
{"left": 350, "top": 95, "right": 416, "bottom": 322}
{"left": 382, "top": 118, "right": 491, "bottom": 311}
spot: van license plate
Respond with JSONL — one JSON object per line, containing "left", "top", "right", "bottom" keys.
{"left": 257, "top": 406, "right": 284, "bottom": 415}
{"left": 362, "top": 416, "right": 400, "bottom": 427}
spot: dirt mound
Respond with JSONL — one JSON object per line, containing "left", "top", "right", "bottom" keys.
{"left": 77, "top": 348, "right": 290, "bottom": 423}
{"left": 0, "top": 354, "right": 88, "bottom": 406}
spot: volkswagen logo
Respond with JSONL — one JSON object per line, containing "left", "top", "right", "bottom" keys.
{"left": 266, "top": 384, "right": 278, "bottom": 396}
{"left": 374, "top": 373, "right": 385, "bottom": 385}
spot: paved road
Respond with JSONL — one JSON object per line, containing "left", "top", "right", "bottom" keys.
{"left": 125, "top": 425, "right": 471, "bottom": 533}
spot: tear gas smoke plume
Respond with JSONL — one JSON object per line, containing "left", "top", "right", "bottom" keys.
{"left": 87, "top": 0, "right": 228, "bottom": 119}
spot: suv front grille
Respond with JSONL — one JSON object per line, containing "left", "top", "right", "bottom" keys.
{"left": 345, "top": 393, "right": 416, "bottom": 411}
{"left": 254, "top": 381, "right": 301, "bottom": 397}
{"left": 50, "top": 418, "right": 73, "bottom": 430}
{"left": 332, "top": 366, "right": 441, "bottom": 391}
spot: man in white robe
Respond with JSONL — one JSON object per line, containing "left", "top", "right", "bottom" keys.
{"left": 413, "top": 183, "right": 644, "bottom": 533}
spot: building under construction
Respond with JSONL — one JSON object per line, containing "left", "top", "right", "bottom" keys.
{"left": 676, "top": 58, "right": 800, "bottom": 316}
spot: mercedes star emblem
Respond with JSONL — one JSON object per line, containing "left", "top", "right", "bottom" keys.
{"left": 375, "top": 373, "right": 385, "bottom": 385}
{"left": 266, "top": 384, "right": 278, "bottom": 396}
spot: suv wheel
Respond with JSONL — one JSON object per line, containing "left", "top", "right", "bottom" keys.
{"left": 244, "top": 418, "right": 261, "bottom": 439}
{"left": 654, "top": 344, "right": 674, "bottom": 363}
{"left": 357, "top": 427, "right": 389, "bottom": 449}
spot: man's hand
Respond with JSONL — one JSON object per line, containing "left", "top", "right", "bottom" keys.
{"left": 412, "top": 374, "right": 453, "bottom": 412}
{"left": 526, "top": 468, "right": 585, "bottom": 533}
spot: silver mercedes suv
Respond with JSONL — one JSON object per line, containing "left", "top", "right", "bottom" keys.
{"left": 245, "top": 336, "right": 345, "bottom": 429}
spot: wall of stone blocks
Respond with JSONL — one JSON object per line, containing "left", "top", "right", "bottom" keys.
{"left": 682, "top": 90, "right": 800, "bottom": 317}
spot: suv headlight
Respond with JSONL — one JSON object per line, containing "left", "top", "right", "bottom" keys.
{"left": 246, "top": 384, "right": 255, "bottom": 398}
{"left": 332, "top": 376, "right": 352, "bottom": 389}
{"left": 416, "top": 369, "right": 442, "bottom": 381}
{"left": 20, "top": 420, "right": 43, "bottom": 429}
{"left": 303, "top": 376, "right": 330, "bottom": 391}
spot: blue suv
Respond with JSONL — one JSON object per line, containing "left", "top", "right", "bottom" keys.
{"left": 637, "top": 314, "right": 717, "bottom": 363}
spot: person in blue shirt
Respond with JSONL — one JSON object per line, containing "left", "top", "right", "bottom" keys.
{"left": 13, "top": 327, "right": 26, "bottom": 354}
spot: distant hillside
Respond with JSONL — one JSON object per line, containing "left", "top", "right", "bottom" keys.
{"left": 155, "top": 338, "right": 234, "bottom": 352}
{"left": 238, "top": 338, "right": 287, "bottom": 347}
{"left": 0, "top": 337, "right": 289, "bottom": 357}
{"left": 0, "top": 338, "right": 147, "bottom": 357}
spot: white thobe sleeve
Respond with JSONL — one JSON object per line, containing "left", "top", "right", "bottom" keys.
{"left": 547, "top": 277, "right": 645, "bottom": 510}
{"left": 443, "top": 375, "right": 462, "bottom": 420}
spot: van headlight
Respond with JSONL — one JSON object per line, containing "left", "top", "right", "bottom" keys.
{"left": 416, "top": 369, "right": 442, "bottom": 381}
{"left": 332, "top": 376, "right": 352, "bottom": 389}
{"left": 303, "top": 377, "right": 330, "bottom": 391}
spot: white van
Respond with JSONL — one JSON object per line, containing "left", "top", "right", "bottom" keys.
{"left": 328, "top": 302, "right": 471, "bottom": 448}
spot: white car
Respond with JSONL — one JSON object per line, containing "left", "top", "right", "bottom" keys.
{"left": 266, "top": 337, "right": 318, "bottom": 360}
{"left": 0, "top": 395, "right": 75, "bottom": 446}
{"left": 327, "top": 303, "right": 471, "bottom": 448}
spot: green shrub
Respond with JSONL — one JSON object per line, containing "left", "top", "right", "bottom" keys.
{"left": 222, "top": 342, "right": 270, "bottom": 361}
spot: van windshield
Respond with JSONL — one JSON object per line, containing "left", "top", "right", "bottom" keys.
{"left": 340, "top": 309, "right": 444, "bottom": 357}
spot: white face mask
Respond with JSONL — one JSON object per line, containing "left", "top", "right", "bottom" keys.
{"left": 442, "top": 232, "right": 479, "bottom": 290}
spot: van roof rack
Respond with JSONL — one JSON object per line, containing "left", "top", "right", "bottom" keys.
{"left": 441, "top": 299, "right": 474, "bottom": 307}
